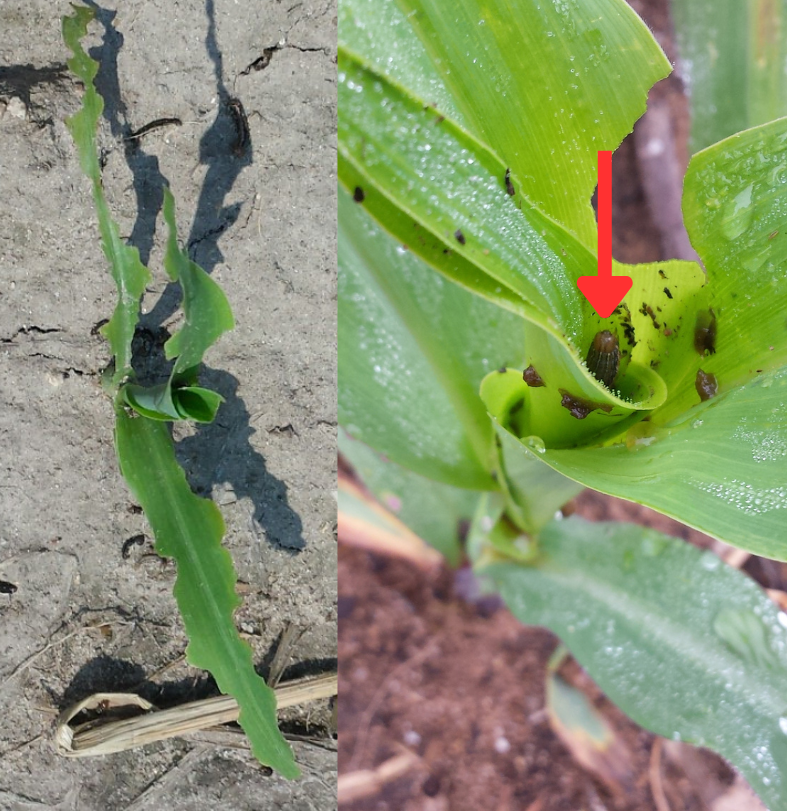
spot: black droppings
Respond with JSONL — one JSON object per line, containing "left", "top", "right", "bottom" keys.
{"left": 640, "top": 302, "right": 660, "bottom": 330}
{"left": 663, "top": 287, "right": 673, "bottom": 299}
{"left": 658, "top": 269, "right": 667, "bottom": 279}
{"left": 504, "top": 168, "right": 515, "bottom": 196}
{"left": 523, "top": 365, "right": 545, "bottom": 387}
{"left": 616, "top": 303, "right": 636, "bottom": 347}
{"left": 454, "top": 229, "right": 466, "bottom": 245}
{"left": 498, "top": 366, "right": 507, "bottom": 373}
{"left": 695, "top": 369, "right": 718, "bottom": 401}
{"left": 353, "top": 186, "right": 365, "bottom": 203}
{"left": 694, "top": 309, "right": 717, "bottom": 356}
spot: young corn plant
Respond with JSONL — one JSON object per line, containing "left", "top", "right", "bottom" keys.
{"left": 63, "top": 6, "right": 298, "bottom": 777}
{"left": 338, "top": 0, "right": 787, "bottom": 806}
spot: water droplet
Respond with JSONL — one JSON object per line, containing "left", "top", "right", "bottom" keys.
{"left": 525, "top": 436, "right": 546, "bottom": 454}
{"left": 699, "top": 551, "right": 721, "bottom": 570}
{"left": 692, "top": 419, "right": 704, "bottom": 428}
{"left": 721, "top": 184, "right": 754, "bottom": 241}
{"left": 713, "top": 607, "right": 779, "bottom": 669}
{"left": 779, "top": 716, "right": 787, "bottom": 735}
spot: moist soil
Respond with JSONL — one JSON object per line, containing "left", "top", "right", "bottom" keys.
{"left": 338, "top": 1, "right": 779, "bottom": 809}
{"left": 0, "top": 1, "right": 336, "bottom": 808}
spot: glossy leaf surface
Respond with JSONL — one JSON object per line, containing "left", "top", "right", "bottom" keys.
{"left": 482, "top": 516, "right": 787, "bottom": 811}
{"left": 672, "top": 0, "right": 787, "bottom": 153}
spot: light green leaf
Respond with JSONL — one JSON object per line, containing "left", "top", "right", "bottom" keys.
{"left": 339, "top": 52, "right": 671, "bottom": 444}
{"left": 339, "top": 1, "right": 464, "bottom": 127}
{"left": 494, "top": 425, "right": 586, "bottom": 531}
{"left": 120, "top": 188, "right": 234, "bottom": 422}
{"left": 482, "top": 516, "right": 787, "bottom": 811}
{"left": 393, "top": 0, "right": 669, "bottom": 246}
{"left": 160, "top": 187, "right": 235, "bottom": 375}
{"left": 115, "top": 410, "right": 298, "bottom": 777}
{"left": 677, "top": 117, "right": 787, "bottom": 412}
{"left": 672, "top": 0, "right": 787, "bottom": 154}
{"left": 339, "top": 184, "right": 525, "bottom": 489}
{"left": 484, "top": 363, "right": 787, "bottom": 559}
{"left": 63, "top": 6, "right": 150, "bottom": 384}
{"left": 479, "top": 116, "right": 787, "bottom": 555}
{"left": 338, "top": 51, "right": 595, "bottom": 339}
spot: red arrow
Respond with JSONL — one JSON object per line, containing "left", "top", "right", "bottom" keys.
{"left": 577, "top": 150, "right": 632, "bottom": 318}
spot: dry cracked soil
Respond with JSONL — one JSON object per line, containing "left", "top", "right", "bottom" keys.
{"left": 0, "top": 1, "right": 337, "bottom": 808}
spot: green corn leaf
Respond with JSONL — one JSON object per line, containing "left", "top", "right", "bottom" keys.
{"left": 339, "top": 52, "right": 672, "bottom": 442}
{"left": 121, "top": 382, "right": 224, "bottom": 423}
{"left": 339, "top": 184, "right": 520, "bottom": 489}
{"left": 160, "top": 187, "right": 235, "bottom": 374}
{"left": 64, "top": 6, "right": 296, "bottom": 776}
{"left": 120, "top": 187, "right": 233, "bottom": 421}
{"left": 62, "top": 6, "right": 150, "bottom": 385}
{"left": 340, "top": 0, "right": 787, "bottom": 553}
{"left": 338, "top": 0, "right": 709, "bottom": 532}
{"left": 484, "top": 365, "right": 787, "bottom": 560}
{"left": 482, "top": 116, "right": 787, "bottom": 557}
{"left": 115, "top": 410, "right": 298, "bottom": 777}
{"left": 672, "top": 0, "right": 787, "bottom": 154}
{"left": 339, "top": 0, "right": 464, "bottom": 129}
{"left": 680, "top": 116, "right": 787, "bottom": 400}
{"left": 393, "top": 0, "right": 670, "bottom": 248}
{"left": 480, "top": 515, "right": 787, "bottom": 811}
{"left": 341, "top": 184, "right": 583, "bottom": 532}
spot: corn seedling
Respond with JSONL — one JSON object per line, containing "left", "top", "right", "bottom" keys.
{"left": 62, "top": 6, "right": 297, "bottom": 777}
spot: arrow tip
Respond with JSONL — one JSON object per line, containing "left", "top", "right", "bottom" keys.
{"left": 577, "top": 275, "right": 633, "bottom": 318}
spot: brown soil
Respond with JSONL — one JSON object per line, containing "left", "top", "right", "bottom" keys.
{"left": 338, "top": 1, "right": 781, "bottom": 809}
{"left": 338, "top": 494, "right": 747, "bottom": 811}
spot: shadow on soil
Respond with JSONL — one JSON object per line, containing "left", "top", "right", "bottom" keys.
{"left": 83, "top": 1, "right": 304, "bottom": 553}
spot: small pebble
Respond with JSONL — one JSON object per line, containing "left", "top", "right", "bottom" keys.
{"left": 6, "top": 97, "right": 27, "bottom": 120}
